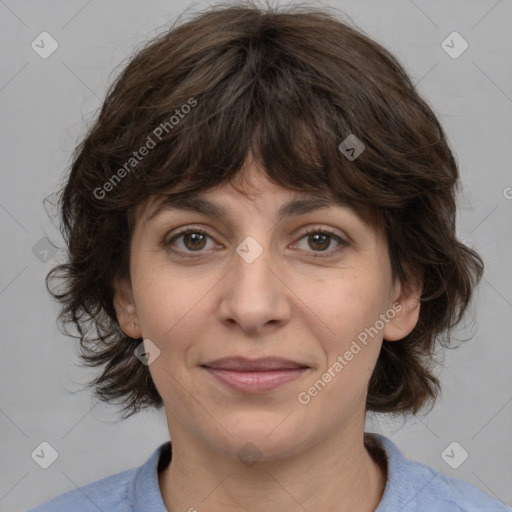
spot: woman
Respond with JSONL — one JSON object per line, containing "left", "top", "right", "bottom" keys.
{"left": 30, "top": 2, "right": 510, "bottom": 510}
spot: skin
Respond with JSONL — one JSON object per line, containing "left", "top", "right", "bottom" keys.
{"left": 113, "top": 156, "right": 422, "bottom": 512}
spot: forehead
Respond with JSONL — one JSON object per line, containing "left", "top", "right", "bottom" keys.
{"left": 145, "top": 190, "right": 349, "bottom": 223}
{"left": 130, "top": 164, "right": 381, "bottom": 231}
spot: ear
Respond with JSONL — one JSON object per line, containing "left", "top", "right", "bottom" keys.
{"left": 383, "top": 275, "right": 422, "bottom": 342}
{"left": 112, "top": 276, "right": 142, "bottom": 339}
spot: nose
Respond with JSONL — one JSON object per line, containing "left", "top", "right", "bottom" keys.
{"left": 217, "top": 236, "right": 292, "bottom": 335}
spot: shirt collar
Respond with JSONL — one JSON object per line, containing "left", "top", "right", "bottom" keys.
{"left": 130, "top": 441, "right": 171, "bottom": 511}
{"left": 372, "top": 433, "right": 418, "bottom": 511}
{"left": 129, "top": 434, "right": 417, "bottom": 511}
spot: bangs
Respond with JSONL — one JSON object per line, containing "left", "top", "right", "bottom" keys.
{"left": 121, "top": 48, "right": 381, "bottom": 230}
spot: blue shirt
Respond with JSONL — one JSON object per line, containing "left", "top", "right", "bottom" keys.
{"left": 28, "top": 434, "right": 511, "bottom": 511}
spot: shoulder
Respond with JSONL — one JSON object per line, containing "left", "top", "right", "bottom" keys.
{"left": 372, "top": 434, "right": 511, "bottom": 512}
{"left": 27, "top": 441, "right": 171, "bottom": 512}
{"left": 401, "top": 459, "right": 510, "bottom": 511}
{"left": 26, "top": 467, "right": 137, "bottom": 511}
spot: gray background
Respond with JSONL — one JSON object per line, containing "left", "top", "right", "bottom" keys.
{"left": 0, "top": 0, "right": 511, "bottom": 510}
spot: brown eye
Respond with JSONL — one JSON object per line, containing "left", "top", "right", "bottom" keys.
{"left": 294, "top": 228, "right": 348, "bottom": 256}
{"left": 165, "top": 228, "right": 214, "bottom": 255}
{"left": 307, "top": 232, "right": 331, "bottom": 251}
{"left": 181, "top": 232, "right": 207, "bottom": 251}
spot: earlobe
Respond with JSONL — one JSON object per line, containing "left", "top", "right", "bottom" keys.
{"left": 383, "top": 278, "right": 422, "bottom": 342}
{"left": 112, "top": 276, "right": 142, "bottom": 339}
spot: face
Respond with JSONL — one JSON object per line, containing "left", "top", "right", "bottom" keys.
{"left": 114, "top": 159, "right": 421, "bottom": 462}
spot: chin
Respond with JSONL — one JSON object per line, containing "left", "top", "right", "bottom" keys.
{"left": 208, "top": 414, "right": 309, "bottom": 463}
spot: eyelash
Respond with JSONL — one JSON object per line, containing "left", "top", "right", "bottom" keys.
{"left": 163, "top": 226, "right": 349, "bottom": 259}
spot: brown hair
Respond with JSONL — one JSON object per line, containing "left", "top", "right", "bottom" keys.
{"left": 46, "top": 1, "right": 483, "bottom": 418}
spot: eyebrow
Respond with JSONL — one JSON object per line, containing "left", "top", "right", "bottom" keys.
{"left": 147, "top": 193, "right": 347, "bottom": 224}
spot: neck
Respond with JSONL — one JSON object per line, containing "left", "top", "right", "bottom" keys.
{"left": 158, "top": 426, "right": 387, "bottom": 512}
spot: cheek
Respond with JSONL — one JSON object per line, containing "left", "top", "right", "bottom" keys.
{"left": 293, "top": 269, "right": 390, "bottom": 355}
{"left": 131, "top": 268, "right": 214, "bottom": 411}
{"left": 134, "top": 275, "right": 210, "bottom": 351}
{"left": 294, "top": 276, "right": 388, "bottom": 415}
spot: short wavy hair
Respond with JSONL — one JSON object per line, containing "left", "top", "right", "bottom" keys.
{"left": 46, "top": 1, "right": 484, "bottom": 419}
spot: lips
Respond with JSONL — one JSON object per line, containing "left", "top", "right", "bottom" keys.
{"left": 201, "top": 356, "right": 308, "bottom": 371}
{"left": 201, "top": 357, "right": 309, "bottom": 393}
